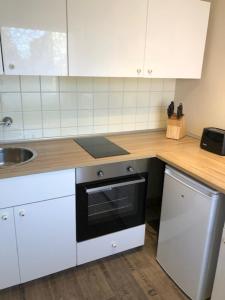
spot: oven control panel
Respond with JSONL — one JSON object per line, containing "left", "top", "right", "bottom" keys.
{"left": 76, "top": 159, "right": 149, "bottom": 184}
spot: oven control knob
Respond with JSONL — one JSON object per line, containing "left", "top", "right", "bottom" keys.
{"left": 97, "top": 170, "right": 104, "bottom": 177}
{"left": 127, "top": 166, "right": 134, "bottom": 173}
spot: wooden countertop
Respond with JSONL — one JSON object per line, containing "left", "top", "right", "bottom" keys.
{"left": 1, "top": 131, "right": 225, "bottom": 194}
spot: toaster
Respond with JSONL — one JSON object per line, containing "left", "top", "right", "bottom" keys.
{"left": 200, "top": 127, "right": 225, "bottom": 155}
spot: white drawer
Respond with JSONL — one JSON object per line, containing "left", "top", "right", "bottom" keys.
{"left": 0, "top": 169, "right": 75, "bottom": 208}
{"left": 77, "top": 225, "right": 145, "bottom": 265}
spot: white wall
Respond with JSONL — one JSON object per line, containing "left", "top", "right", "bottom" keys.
{"left": 175, "top": 0, "right": 225, "bottom": 137}
{"left": 0, "top": 76, "right": 175, "bottom": 141}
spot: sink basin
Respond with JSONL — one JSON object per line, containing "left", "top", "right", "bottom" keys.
{"left": 0, "top": 147, "right": 36, "bottom": 167}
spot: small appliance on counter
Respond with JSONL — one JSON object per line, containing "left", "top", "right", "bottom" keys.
{"left": 200, "top": 127, "right": 225, "bottom": 156}
{"left": 166, "top": 101, "right": 186, "bottom": 140}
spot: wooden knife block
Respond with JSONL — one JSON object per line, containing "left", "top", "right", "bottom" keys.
{"left": 166, "top": 115, "right": 186, "bottom": 140}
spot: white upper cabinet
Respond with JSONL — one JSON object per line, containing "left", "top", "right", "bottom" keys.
{"left": 0, "top": 0, "right": 67, "bottom": 76}
{"left": 144, "top": 0, "right": 210, "bottom": 78}
{"left": 67, "top": 0, "right": 148, "bottom": 77}
{"left": 0, "top": 41, "right": 3, "bottom": 74}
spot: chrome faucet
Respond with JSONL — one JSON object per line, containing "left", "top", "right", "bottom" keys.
{"left": 0, "top": 117, "right": 13, "bottom": 127}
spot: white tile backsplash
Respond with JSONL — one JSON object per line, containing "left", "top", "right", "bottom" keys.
{"left": 61, "top": 111, "right": 77, "bottom": 128}
{"left": 109, "top": 78, "right": 124, "bottom": 92}
{"left": 0, "top": 76, "right": 20, "bottom": 92}
{"left": 22, "top": 93, "right": 41, "bottom": 111}
{"left": 77, "top": 93, "right": 93, "bottom": 110}
{"left": 122, "top": 107, "right": 136, "bottom": 124}
{"left": 94, "top": 109, "right": 108, "bottom": 126}
{"left": 94, "top": 93, "right": 109, "bottom": 109}
{"left": 93, "top": 78, "right": 109, "bottom": 92}
{"left": 150, "top": 79, "right": 163, "bottom": 92}
{"left": 41, "top": 77, "right": 59, "bottom": 92}
{"left": 43, "top": 128, "right": 61, "bottom": 138}
{"left": 77, "top": 77, "right": 93, "bottom": 92}
{"left": 21, "top": 76, "right": 40, "bottom": 92}
{"left": 42, "top": 93, "right": 60, "bottom": 111}
{"left": 42, "top": 111, "right": 60, "bottom": 129}
{"left": 0, "top": 76, "right": 176, "bottom": 141}
{"left": 137, "top": 92, "right": 150, "bottom": 107}
{"left": 60, "top": 93, "right": 77, "bottom": 110}
{"left": 123, "top": 92, "right": 137, "bottom": 108}
{"left": 24, "top": 129, "right": 42, "bottom": 139}
{"left": 137, "top": 78, "right": 151, "bottom": 92}
{"left": 109, "top": 92, "right": 123, "bottom": 108}
{"left": 23, "top": 111, "right": 42, "bottom": 130}
{"left": 150, "top": 91, "right": 163, "bottom": 107}
{"left": 78, "top": 110, "right": 93, "bottom": 127}
{"left": 1, "top": 93, "right": 22, "bottom": 112}
{"left": 109, "top": 109, "right": 123, "bottom": 125}
{"left": 124, "top": 78, "right": 138, "bottom": 91}
{"left": 59, "top": 77, "right": 77, "bottom": 92}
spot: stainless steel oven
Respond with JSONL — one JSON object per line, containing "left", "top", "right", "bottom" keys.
{"left": 76, "top": 160, "right": 149, "bottom": 242}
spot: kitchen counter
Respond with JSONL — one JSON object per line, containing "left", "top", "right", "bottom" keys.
{"left": 1, "top": 131, "right": 225, "bottom": 194}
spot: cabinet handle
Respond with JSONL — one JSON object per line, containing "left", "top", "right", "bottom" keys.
{"left": 9, "top": 64, "right": 15, "bottom": 70}
{"left": 112, "top": 242, "right": 117, "bottom": 248}
{"left": 1, "top": 215, "right": 8, "bottom": 221}
{"left": 137, "top": 69, "right": 142, "bottom": 74}
{"left": 148, "top": 69, "right": 153, "bottom": 75}
{"left": 19, "top": 210, "right": 25, "bottom": 217}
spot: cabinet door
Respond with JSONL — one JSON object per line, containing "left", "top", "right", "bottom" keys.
{"left": 14, "top": 196, "right": 76, "bottom": 283}
{"left": 68, "top": 0, "right": 148, "bottom": 77}
{"left": 0, "top": 0, "right": 67, "bottom": 76}
{"left": 0, "top": 41, "right": 3, "bottom": 74}
{"left": 145, "top": 0, "right": 210, "bottom": 78}
{"left": 211, "top": 228, "right": 225, "bottom": 300}
{"left": 0, "top": 208, "right": 20, "bottom": 290}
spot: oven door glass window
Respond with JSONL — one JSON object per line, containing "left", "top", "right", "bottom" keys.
{"left": 76, "top": 175, "right": 147, "bottom": 242}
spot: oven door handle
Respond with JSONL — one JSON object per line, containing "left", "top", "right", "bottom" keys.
{"left": 85, "top": 177, "right": 146, "bottom": 194}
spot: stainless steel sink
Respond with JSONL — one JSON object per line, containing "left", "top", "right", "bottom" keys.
{"left": 0, "top": 147, "right": 36, "bottom": 167}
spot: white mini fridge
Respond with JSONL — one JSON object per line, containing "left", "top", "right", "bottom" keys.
{"left": 157, "top": 166, "right": 225, "bottom": 300}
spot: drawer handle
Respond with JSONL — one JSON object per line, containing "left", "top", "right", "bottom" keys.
{"left": 112, "top": 242, "right": 117, "bottom": 249}
{"left": 19, "top": 210, "right": 26, "bottom": 217}
{"left": 137, "top": 69, "right": 142, "bottom": 74}
{"left": 9, "top": 64, "right": 15, "bottom": 70}
{"left": 1, "top": 215, "right": 8, "bottom": 221}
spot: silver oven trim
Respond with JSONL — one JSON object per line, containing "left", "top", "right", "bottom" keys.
{"left": 86, "top": 177, "right": 145, "bottom": 194}
{"left": 76, "top": 159, "right": 149, "bottom": 184}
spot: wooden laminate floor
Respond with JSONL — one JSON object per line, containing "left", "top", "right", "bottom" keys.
{"left": 0, "top": 227, "right": 188, "bottom": 300}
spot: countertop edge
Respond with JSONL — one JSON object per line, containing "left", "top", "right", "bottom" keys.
{"left": 157, "top": 153, "right": 225, "bottom": 195}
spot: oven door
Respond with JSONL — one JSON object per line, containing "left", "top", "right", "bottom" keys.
{"left": 76, "top": 174, "right": 147, "bottom": 242}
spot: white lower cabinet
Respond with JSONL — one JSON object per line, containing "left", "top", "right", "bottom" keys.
{"left": 77, "top": 225, "right": 145, "bottom": 265}
{"left": 0, "top": 208, "right": 20, "bottom": 290}
{"left": 0, "top": 195, "right": 76, "bottom": 290}
{"left": 14, "top": 196, "right": 76, "bottom": 283}
{"left": 0, "top": 169, "right": 75, "bottom": 209}
{"left": 211, "top": 228, "right": 225, "bottom": 300}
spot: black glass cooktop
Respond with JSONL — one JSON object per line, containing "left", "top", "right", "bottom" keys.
{"left": 74, "top": 136, "right": 129, "bottom": 159}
